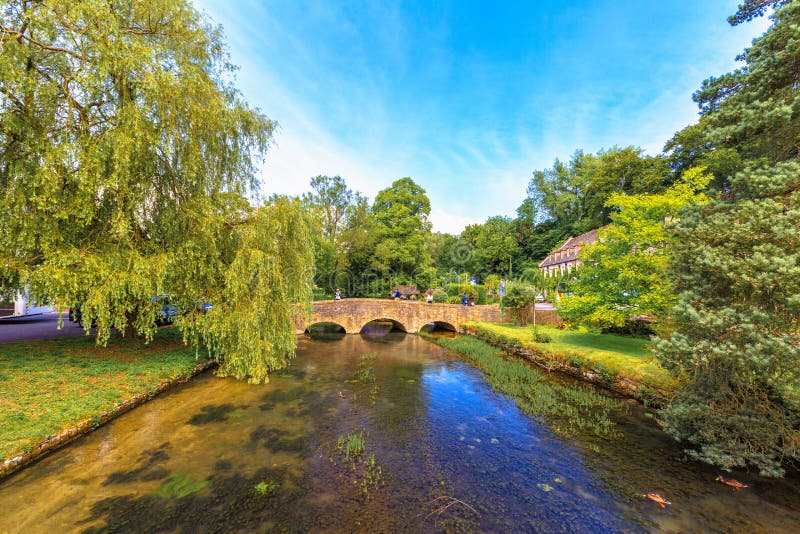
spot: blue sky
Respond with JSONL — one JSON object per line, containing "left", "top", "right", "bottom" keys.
{"left": 194, "top": 1, "right": 770, "bottom": 234}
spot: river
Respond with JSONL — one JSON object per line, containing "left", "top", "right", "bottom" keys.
{"left": 0, "top": 332, "right": 798, "bottom": 532}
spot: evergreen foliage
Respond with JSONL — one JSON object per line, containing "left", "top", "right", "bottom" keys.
{"left": 656, "top": 2, "right": 800, "bottom": 475}
{"left": 655, "top": 163, "right": 800, "bottom": 475}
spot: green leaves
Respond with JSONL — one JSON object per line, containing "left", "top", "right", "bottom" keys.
{"left": 370, "top": 178, "right": 432, "bottom": 277}
{"left": 180, "top": 198, "right": 314, "bottom": 384}
{"left": 557, "top": 169, "right": 710, "bottom": 330}
{"left": 655, "top": 162, "right": 800, "bottom": 476}
{"left": 695, "top": 1, "right": 800, "bottom": 164}
{"left": 0, "top": 1, "right": 313, "bottom": 383}
{"left": 527, "top": 147, "right": 669, "bottom": 235}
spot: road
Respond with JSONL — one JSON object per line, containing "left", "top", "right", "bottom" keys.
{"left": 0, "top": 312, "right": 88, "bottom": 344}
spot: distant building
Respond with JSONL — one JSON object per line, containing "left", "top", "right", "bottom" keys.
{"left": 538, "top": 228, "right": 601, "bottom": 278}
{"left": 392, "top": 285, "right": 420, "bottom": 299}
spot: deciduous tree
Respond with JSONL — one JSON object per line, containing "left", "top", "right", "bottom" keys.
{"left": 371, "top": 177, "right": 432, "bottom": 279}
{"left": 558, "top": 168, "right": 710, "bottom": 329}
{"left": 0, "top": 0, "right": 313, "bottom": 382}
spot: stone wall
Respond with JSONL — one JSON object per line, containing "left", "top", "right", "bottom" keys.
{"left": 294, "top": 298, "right": 505, "bottom": 334}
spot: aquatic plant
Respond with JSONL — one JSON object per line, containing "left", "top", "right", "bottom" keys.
{"left": 253, "top": 479, "right": 280, "bottom": 495}
{"left": 430, "top": 334, "right": 624, "bottom": 439}
{"left": 337, "top": 431, "right": 365, "bottom": 460}
{"left": 332, "top": 430, "right": 384, "bottom": 498}
{"left": 153, "top": 471, "right": 209, "bottom": 499}
{"left": 361, "top": 453, "right": 383, "bottom": 496}
{"left": 355, "top": 353, "right": 378, "bottom": 383}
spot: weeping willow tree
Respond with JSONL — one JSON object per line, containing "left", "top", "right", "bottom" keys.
{"left": 179, "top": 197, "right": 314, "bottom": 383}
{"left": 0, "top": 0, "right": 313, "bottom": 382}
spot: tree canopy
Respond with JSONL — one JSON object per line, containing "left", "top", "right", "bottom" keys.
{"left": 0, "top": 0, "right": 313, "bottom": 382}
{"left": 655, "top": 1, "right": 800, "bottom": 475}
{"left": 527, "top": 147, "right": 668, "bottom": 236}
{"left": 370, "top": 177, "right": 432, "bottom": 280}
{"left": 558, "top": 167, "right": 710, "bottom": 330}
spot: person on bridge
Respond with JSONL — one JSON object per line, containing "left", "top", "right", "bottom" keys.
{"left": 461, "top": 292, "right": 468, "bottom": 307}
{"left": 468, "top": 294, "right": 474, "bottom": 306}
{"left": 394, "top": 289, "right": 401, "bottom": 300}
{"left": 334, "top": 289, "right": 341, "bottom": 300}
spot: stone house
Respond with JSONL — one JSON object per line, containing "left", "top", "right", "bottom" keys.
{"left": 538, "top": 228, "right": 601, "bottom": 278}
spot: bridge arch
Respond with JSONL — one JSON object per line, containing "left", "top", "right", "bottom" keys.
{"left": 293, "top": 298, "right": 505, "bottom": 334}
{"left": 305, "top": 321, "right": 347, "bottom": 336}
{"left": 418, "top": 321, "right": 457, "bottom": 333}
{"left": 360, "top": 318, "right": 407, "bottom": 335}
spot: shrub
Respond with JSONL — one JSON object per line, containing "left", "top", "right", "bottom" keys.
{"left": 500, "top": 282, "right": 536, "bottom": 308}
{"left": 533, "top": 331, "right": 552, "bottom": 343}
{"left": 444, "top": 283, "right": 484, "bottom": 303}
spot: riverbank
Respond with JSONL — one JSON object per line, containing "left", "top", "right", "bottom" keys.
{"left": 0, "top": 328, "right": 213, "bottom": 479}
{"left": 424, "top": 332, "right": 624, "bottom": 440}
{"left": 462, "top": 322, "right": 676, "bottom": 405}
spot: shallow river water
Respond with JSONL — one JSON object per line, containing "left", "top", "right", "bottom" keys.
{"left": 0, "top": 333, "right": 798, "bottom": 532}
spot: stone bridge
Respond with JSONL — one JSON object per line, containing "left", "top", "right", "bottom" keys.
{"left": 294, "top": 298, "right": 504, "bottom": 334}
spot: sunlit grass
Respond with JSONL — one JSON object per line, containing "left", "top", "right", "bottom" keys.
{"left": 429, "top": 333, "right": 624, "bottom": 439}
{"left": 465, "top": 322, "right": 675, "bottom": 392}
{"left": 0, "top": 328, "right": 206, "bottom": 462}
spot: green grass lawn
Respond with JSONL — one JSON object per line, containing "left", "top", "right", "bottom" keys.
{"left": 0, "top": 328, "right": 207, "bottom": 463}
{"left": 465, "top": 322, "right": 675, "bottom": 392}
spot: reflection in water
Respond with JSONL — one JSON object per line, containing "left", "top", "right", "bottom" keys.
{"left": 0, "top": 335, "right": 798, "bottom": 532}
{"left": 360, "top": 319, "right": 407, "bottom": 337}
{"left": 306, "top": 322, "right": 346, "bottom": 341}
{"left": 418, "top": 321, "right": 458, "bottom": 335}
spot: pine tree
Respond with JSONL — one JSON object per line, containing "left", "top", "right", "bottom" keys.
{"left": 656, "top": 163, "right": 800, "bottom": 475}
{"left": 656, "top": 1, "right": 800, "bottom": 475}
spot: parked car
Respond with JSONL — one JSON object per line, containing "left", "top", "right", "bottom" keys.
{"left": 152, "top": 295, "right": 177, "bottom": 326}
{"left": 71, "top": 296, "right": 207, "bottom": 327}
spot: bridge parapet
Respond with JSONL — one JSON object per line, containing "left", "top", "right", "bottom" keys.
{"left": 294, "top": 298, "right": 504, "bottom": 334}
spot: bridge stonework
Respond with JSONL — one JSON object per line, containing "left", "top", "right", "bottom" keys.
{"left": 294, "top": 298, "right": 505, "bottom": 334}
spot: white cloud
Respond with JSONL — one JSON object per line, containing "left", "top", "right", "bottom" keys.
{"left": 195, "top": 0, "right": 774, "bottom": 236}
{"left": 428, "top": 207, "right": 481, "bottom": 235}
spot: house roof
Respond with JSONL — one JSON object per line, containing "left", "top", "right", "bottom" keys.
{"left": 393, "top": 285, "right": 419, "bottom": 295}
{"left": 538, "top": 228, "right": 602, "bottom": 268}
